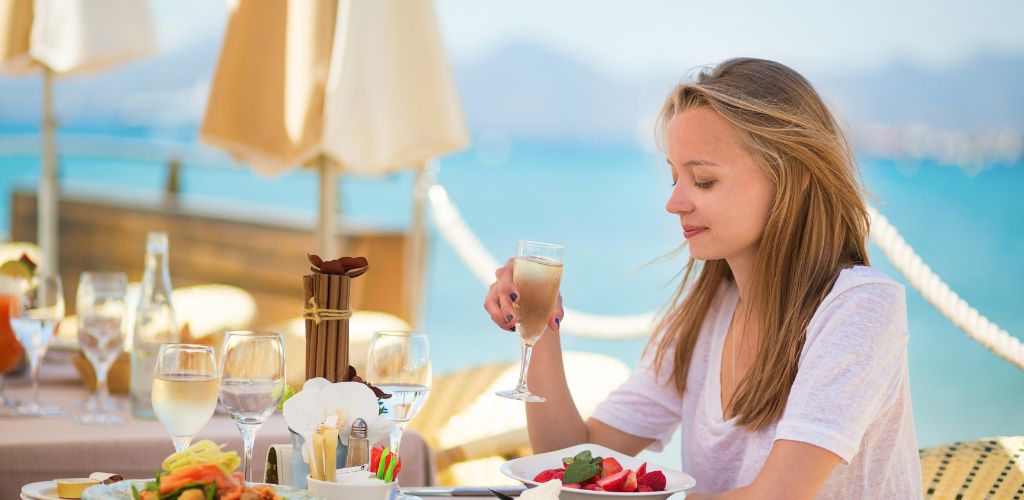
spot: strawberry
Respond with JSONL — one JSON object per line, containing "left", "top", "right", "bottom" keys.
{"left": 553, "top": 470, "right": 565, "bottom": 481}
{"left": 563, "top": 483, "right": 582, "bottom": 489}
{"left": 637, "top": 485, "right": 654, "bottom": 493}
{"left": 596, "top": 469, "right": 629, "bottom": 492}
{"left": 623, "top": 470, "right": 638, "bottom": 492}
{"left": 637, "top": 462, "right": 647, "bottom": 477}
{"left": 599, "top": 457, "right": 623, "bottom": 478}
{"left": 533, "top": 469, "right": 561, "bottom": 483}
{"left": 583, "top": 484, "right": 602, "bottom": 491}
{"left": 638, "top": 471, "right": 667, "bottom": 492}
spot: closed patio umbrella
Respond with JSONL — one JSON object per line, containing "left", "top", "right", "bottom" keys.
{"left": 200, "top": 0, "right": 468, "bottom": 325}
{"left": 0, "top": 0, "right": 157, "bottom": 273}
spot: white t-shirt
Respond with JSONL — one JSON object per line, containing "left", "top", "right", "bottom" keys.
{"left": 591, "top": 266, "right": 922, "bottom": 498}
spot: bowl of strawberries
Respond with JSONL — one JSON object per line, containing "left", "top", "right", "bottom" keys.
{"left": 500, "top": 443, "right": 696, "bottom": 500}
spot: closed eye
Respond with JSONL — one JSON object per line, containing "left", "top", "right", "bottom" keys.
{"left": 695, "top": 180, "right": 715, "bottom": 190}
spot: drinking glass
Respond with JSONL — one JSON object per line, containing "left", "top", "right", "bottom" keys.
{"left": 365, "top": 330, "right": 431, "bottom": 457}
{"left": 153, "top": 344, "right": 218, "bottom": 452}
{"left": 496, "top": 240, "right": 563, "bottom": 402}
{"left": 0, "top": 276, "right": 22, "bottom": 410}
{"left": 219, "top": 330, "right": 285, "bottom": 483}
{"left": 75, "top": 271, "right": 128, "bottom": 425}
{"left": 9, "top": 274, "right": 65, "bottom": 416}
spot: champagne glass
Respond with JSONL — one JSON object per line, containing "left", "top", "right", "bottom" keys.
{"left": 75, "top": 272, "right": 128, "bottom": 425}
{"left": 219, "top": 330, "right": 285, "bottom": 483}
{"left": 0, "top": 276, "right": 22, "bottom": 411}
{"left": 496, "top": 240, "right": 563, "bottom": 402}
{"left": 153, "top": 344, "right": 218, "bottom": 452}
{"left": 365, "top": 330, "right": 431, "bottom": 458}
{"left": 9, "top": 274, "right": 65, "bottom": 417}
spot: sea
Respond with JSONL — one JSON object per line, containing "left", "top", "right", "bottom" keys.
{"left": 1, "top": 127, "right": 1022, "bottom": 468}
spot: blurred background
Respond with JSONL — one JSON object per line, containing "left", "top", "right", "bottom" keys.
{"left": 1, "top": 0, "right": 1022, "bottom": 482}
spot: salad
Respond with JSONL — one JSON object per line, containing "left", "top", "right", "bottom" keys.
{"left": 132, "top": 441, "right": 279, "bottom": 500}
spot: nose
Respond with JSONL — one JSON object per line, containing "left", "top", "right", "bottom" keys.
{"left": 666, "top": 182, "right": 695, "bottom": 215}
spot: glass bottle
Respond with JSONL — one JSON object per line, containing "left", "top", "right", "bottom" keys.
{"left": 130, "top": 232, "right": 180, "bottom": 418}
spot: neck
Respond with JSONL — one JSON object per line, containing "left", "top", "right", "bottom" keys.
{"left": 726, "top": 250, "right": 756, "bottom": 305}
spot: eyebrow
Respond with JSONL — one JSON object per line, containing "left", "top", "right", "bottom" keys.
{"left": 666, "top": 159, "right": 720, "bottom": 168}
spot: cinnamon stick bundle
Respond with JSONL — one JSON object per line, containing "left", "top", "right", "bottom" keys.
{"left": 302, "top": 254, "right": 369, "bottom": 382}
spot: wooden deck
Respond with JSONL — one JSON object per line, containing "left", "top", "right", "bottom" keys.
{"left": 10, "top": 186, "right": 412, "bottom": 326}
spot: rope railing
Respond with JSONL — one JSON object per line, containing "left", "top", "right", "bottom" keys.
{"left": 428, "top": 184, "right": 1024, "bottom": 370}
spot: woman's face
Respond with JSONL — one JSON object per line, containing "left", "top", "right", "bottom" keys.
{"left": 665, "top": 107, "right": 776, "bottom": 262}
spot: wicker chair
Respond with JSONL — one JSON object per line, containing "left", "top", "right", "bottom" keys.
{"left": 920, "top": 436, "right": 1024, "bottom": 499}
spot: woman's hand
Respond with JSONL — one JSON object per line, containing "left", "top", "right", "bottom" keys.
{"left": 484, "top": 258, "right": 564, "bottom": 332}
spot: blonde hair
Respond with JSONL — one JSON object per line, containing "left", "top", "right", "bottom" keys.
{"left": 651, "top": 58, "right": 870, "bottom": 430}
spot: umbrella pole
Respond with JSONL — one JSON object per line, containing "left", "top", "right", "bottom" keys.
{"left": 39, "top": 67, "right": 59, "bottom": 274}
{"left": 403, "top": 160, "right": 435, "bottom": 328}
{"left": 318, "top": 155, "right": 338, "bottom": 258}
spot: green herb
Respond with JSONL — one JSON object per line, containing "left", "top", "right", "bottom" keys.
{"left": 379, "top": 398, "right": 388, "bottom": 415}
{"left": 131, "top": 485, "right": 141, "bottom": 500}
{"left": 278, "top": 385, "right": 297, "bottom": 409}
{"left": 205, "top": 481, "right": 217, "bottom": 500}
{"left": 563, "top": 461, "right": 602, "bottom": 484}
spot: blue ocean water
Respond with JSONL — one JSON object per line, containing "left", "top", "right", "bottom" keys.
{"left": 1, "top": 134, "right": 1022, "bottom": 467}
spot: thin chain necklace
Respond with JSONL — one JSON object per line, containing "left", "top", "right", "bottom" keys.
{"left": 730, "top": 300, "right": 743, "bottom": 393}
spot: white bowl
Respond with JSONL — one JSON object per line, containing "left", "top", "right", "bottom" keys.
{"left": 306, "top": 473, "right": 397, "bottom": 500}
{"left": 500, "top": 443, "right": 696, "bottom": 500}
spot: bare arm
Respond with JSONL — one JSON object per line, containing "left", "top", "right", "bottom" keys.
{"left": 485, "top": 259, "right": 655, "bottom": 455}
{"left": 687, "top": 440, "right": 840, "bottom": 500}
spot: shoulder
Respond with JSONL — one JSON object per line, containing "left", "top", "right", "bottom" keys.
{"left": 807, "top": 265, "right": 908, "bottom": 345}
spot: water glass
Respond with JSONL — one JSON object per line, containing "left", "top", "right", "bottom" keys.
{"left": 9, "top": 274, "right": 65, "bottom": 417}
{"left": 219, "top": 330, "right": 285, "bottom": 483}
{"left": 75, "top": 271, "right": 128, "bottom": 425}
{"left": 365, "top": 330, "right": 431, "bottom": 458}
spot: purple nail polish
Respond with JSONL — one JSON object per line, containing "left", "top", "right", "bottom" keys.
{"left": 510, "top": 292, "right": 518, "bottom": 302}
{"left": 510, "top": 325, "right": 516, "bottom": 332}
{"left": 555, "top": 317, "right": 561, "bottom": 326}
{"left": 505, "top": 314, "right": 513, "bottom": 324}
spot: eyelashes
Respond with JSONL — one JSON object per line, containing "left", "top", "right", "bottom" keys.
{"left": 695, "top": 181, "right": 715, "bottom": 190}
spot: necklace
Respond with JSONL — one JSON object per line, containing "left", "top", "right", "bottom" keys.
{"left": 730, "top": 302, "right": 742, "bottom": 393}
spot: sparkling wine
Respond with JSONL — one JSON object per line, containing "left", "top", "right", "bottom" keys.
{"left": 512, "top": 255, "right": 563, "bottom": 345}
{"left": 378, "top": 384, "right": 430, "bottom": 422}
{"left": 152, "top": 373, "right": 218, "bottom": 438}
{"left": 219, "top": 378, "right": 282, "bottom": 422}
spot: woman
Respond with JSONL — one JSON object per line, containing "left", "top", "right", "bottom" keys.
{"left": 483, "top": 58, "right": 922, "bottom": 498}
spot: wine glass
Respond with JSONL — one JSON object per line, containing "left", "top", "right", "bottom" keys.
{"left": 496, "top": 240, "right": 563, "bottom": 402}
{"left": 75, "top": 271, "right": 128, "bottom": 425}
{"left": 153, "top": 344, "right": 218, "bottom": 452}
{"left": 365, "top": 330, "right": 431, "bottom": 459}
{"left": 9, "top": 274, "right": 65, "bottom": 417}
{"left": 219, "top": 330, "right": 285, "bottom": 483}
{"left": 0, "top": 276, "right": 23, "bottom": 411}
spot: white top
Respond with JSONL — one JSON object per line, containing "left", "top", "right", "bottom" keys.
{"left": 591, "top": 266, "right": 922, "bottom": 498}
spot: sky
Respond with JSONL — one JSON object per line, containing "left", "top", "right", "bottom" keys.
{"left": 155, "top": 0, "right": 1024, "bottom": 78}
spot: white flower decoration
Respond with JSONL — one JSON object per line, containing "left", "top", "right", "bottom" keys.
{"left": 283, "top": 377, "right": 395, "bottom": 463}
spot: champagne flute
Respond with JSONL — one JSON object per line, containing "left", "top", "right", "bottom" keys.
{"left": 76, "top": 271, "right": 128, "bottom": 425}
{"left": 365, "top": 330, "right": 431, "bottom": 459}
{"left": 9, "top": 274, "right": 65, "bottom": 417}
{"left": 219, "top": 330, "right": 285, "bottom": 483}
{"left": 153, "top": 344, "right": 217, "bottom": 452}
{"left": 496, "top": 240, "right": 563, "bottom": 402}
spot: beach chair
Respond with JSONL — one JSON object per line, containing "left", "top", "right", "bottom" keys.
{"left": 920, "top": 436, "right": 1024, "bottom": 499}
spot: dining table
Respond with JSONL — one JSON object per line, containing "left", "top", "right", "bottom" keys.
{"left": 0, "top": 354, "right": 437, "bottom": 499}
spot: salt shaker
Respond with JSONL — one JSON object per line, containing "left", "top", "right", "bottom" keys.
{"left": 344, "top": 418, "right": 370, "bottom": 468}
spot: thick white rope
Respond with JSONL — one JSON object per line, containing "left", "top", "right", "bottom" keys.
{"left": 867, "top": 205, "right": 1024, "bottom": 370}
{"left": 429, "top": 184, "right": 1023, "bottom": 368}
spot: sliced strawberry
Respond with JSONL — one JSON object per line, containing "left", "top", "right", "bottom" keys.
{"left": 583, "top": 484, "right": 602, "bottom": 491}
{"left": 595, "top": 469, "right": 629, "bottom": 492}
{"left": 637, "top": 462, "right": 647, "bottom": 477}
{"left": 563, "top": 483, "right": 582, "bottom": 489}
{"left": 553, "top": 469, "right": 565, "bottom": 481}
{"left": 638, "top": 471, "right": 667, "bottom": 492}
{"left": 623, "top": 470, "right": 638, "bottom": 492}
{"left": 599, "top": 457, "right": 623, "bottom": 478}
{"left": 533, "top": 469, "right": 559, "bottom": 483}
{"left": 637, "top": 485, "right": 654, "bottom": 493}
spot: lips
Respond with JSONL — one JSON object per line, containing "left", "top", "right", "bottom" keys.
{"left": 682, "top": 225, "right": 707, "bottom": 239}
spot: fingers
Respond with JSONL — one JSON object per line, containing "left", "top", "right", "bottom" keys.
{"left": 548, "top": 293, "right": 564, "bottom": 331}
{"left": 486, "top": 259, "right": 520, "bottom": 331}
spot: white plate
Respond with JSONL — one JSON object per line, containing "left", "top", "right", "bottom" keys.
{"left": 20, "top": 481, "right": 62, "bottom": 500}
{"left": 81, "top": 479, "right": 322, "bottom": 499}
{"left": 500, "top": 443, "right": 696, "bottom": 500}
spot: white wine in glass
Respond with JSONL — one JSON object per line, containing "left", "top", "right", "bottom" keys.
{"left": 219, "top": 330, "right": 285, "bottom": 483}
{"left": 366, "top": 331, "right": 431, "bottom": 459}
{"left": 153, "top": 344, "right": 218, "bottom": 452}
{"left": 496, "top": 240, "right": 563, "bottom": 402}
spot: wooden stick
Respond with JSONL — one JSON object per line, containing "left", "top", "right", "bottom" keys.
{"left": 315, "top": 273, "right": 328, "bottom": 378}
{"left": 303, "top": 274, "right": 314, "bottom": 381}
{"left": 325, "top": 274, "right": 338, "bottom": 382}
{"left": 338, "top": 275, "right": 351, "bottom": 381}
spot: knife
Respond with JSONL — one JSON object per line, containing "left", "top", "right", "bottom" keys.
{"left": 401, "top": 486, "right": 527, "bottom": 497}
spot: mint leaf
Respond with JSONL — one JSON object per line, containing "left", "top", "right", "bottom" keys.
{"left": 573, "top": 450, "right": 593, "bottom": 463}
{"left": 563, "top": 461, "right": 602, "bottom": 484}
{"left": 591, "top": 456, "right": 603, "bottom": 465}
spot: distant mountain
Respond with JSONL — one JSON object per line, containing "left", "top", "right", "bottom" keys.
{"left": 0, "top": 38, "right": 1020, "bottom": 147}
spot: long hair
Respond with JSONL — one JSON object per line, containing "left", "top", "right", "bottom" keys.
{"left": 650, "top": 58, "right": 870, "bottom": 430}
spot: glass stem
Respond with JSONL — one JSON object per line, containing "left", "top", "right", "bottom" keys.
{"left": 171, "top": 436, "right": 192, "bottom": 453}
{"left": 95, "top": 365, "right": 110, "bottom": 415}
{"left": 236, "top": 421, "right": 262, "bottom": 483}
{"left": 516, "top": 343, "right": 534, "bottom": 392}
{"left": 389, "top": 422, "right": 408, "bottom": 457}
{"left": 30, "top": 354, "right": 41, "bottom": 408}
